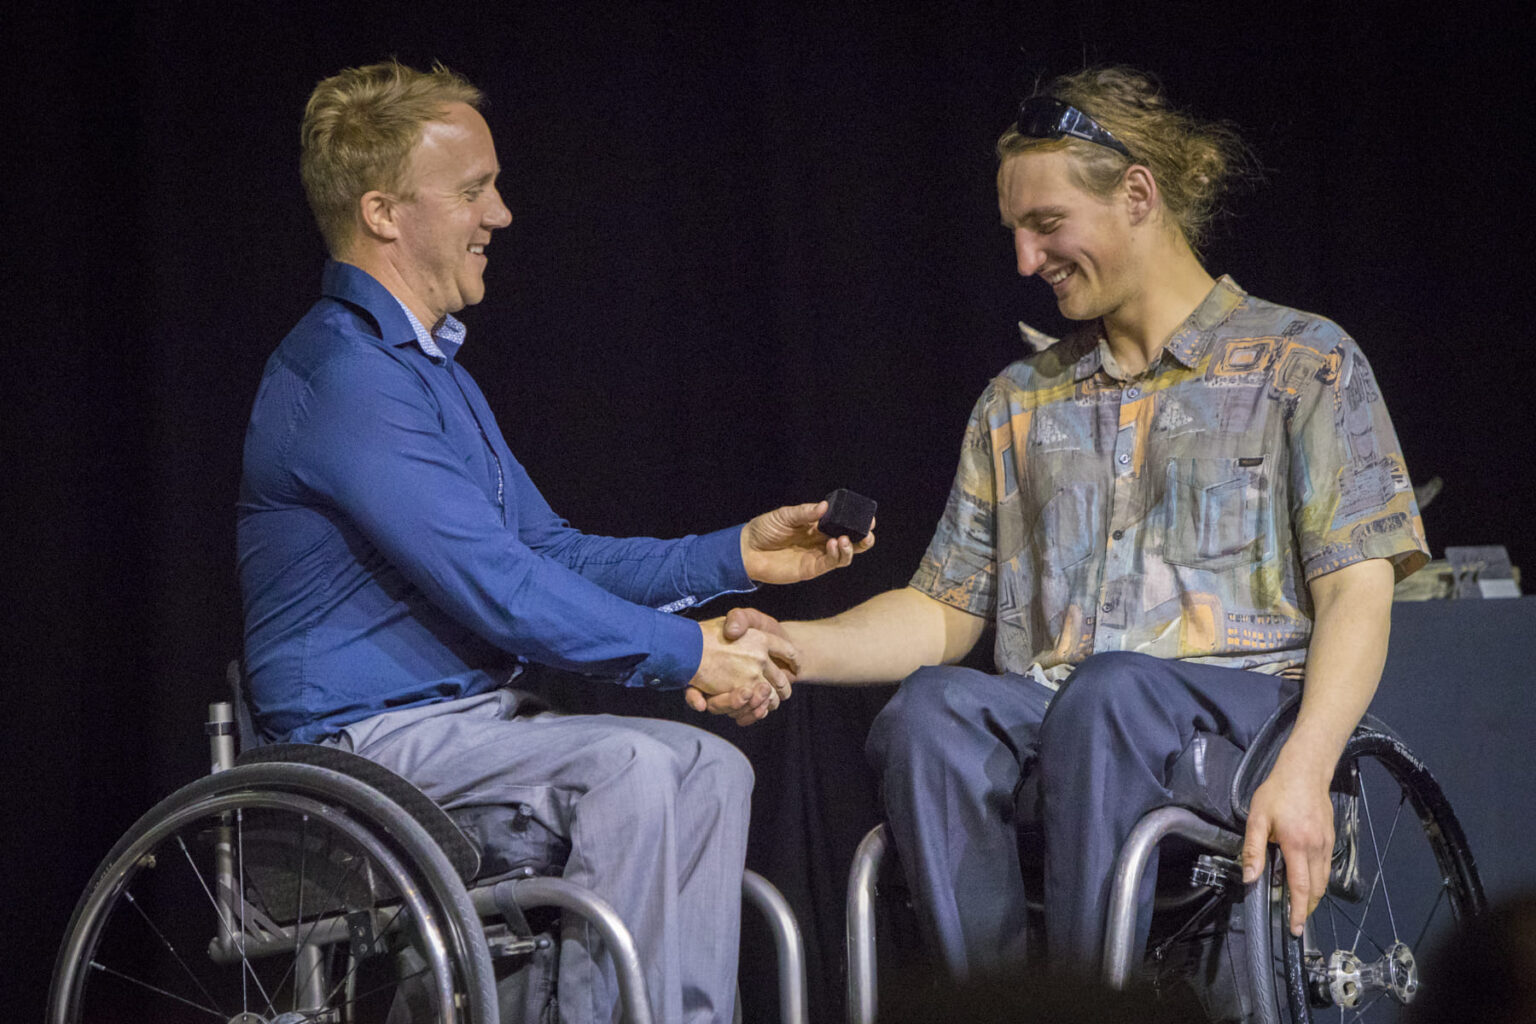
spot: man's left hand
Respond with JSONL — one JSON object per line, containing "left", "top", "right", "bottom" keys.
{"left": 740, "top": 501, "right": 875, "bottom": 584}
{"left": 1241, "top": 753, "right": 1337, "bottom": 936}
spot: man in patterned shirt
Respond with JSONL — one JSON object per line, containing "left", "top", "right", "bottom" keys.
{"left": 727, "top": 67, "right": 1428, "bottom": 979}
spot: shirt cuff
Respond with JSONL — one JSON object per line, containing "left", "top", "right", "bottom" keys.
{"left": 692, "top": 523, "right": 755, "bottom": 595}
{"left": 634, "top": 611, "right": 705, "bottom": 689}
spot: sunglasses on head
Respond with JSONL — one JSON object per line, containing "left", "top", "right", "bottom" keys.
{"left": 1015, "top": 96, "right": 1135, "bottom": 161}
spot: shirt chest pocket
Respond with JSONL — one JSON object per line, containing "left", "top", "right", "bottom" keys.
{"left": 1163, "top": 455, "right": 1272, "bottom": 571}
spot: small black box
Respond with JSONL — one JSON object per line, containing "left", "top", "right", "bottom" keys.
{"left": 818, "top": 488, "right": 877, "bottom": 541}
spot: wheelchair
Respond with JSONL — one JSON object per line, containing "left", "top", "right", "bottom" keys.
{"left": 846, "top": 695, "right": 1486, "bottom": 1023}
{"left": 50, "top": 666, "right": 810, "bottom": 1024}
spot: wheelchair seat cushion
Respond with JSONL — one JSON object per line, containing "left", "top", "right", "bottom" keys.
{"left": 236, "top": 742, "right": 482, "bottom": 882}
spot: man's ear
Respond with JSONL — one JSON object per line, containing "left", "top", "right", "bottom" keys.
{"left": 357, "top": 189, "right": 401, "bottom": 242}
{"left": 1123, "top": 165, "right": 1158, "bottom": 226}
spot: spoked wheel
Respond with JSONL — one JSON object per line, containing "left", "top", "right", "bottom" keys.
{"left": 50, "top": 763, "right": 496, "bottom": 1024}
{"left": 1274, "top": 728, "right": 1485, "bottom": 1023}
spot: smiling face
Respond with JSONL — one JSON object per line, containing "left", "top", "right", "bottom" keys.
{"left": 997, "top": 147, "right": 1139, "bottom": 322}
{"left": 388, "top": 102, "right": 512, "bottom": 325}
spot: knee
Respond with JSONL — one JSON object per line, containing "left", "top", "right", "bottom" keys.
{"left": 866, "top": 665, "right": 978, "bottom": 772}
{"left": 692, "top": 730, "right": 755, "bottom": 800}
{"left": 594, "top": 733, "right": 689, "bottom": 807}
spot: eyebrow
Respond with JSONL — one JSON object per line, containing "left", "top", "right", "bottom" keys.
{"left": 1003, "top": 205, "right": 1069, "bottom": 229}
{"left": 459, "top": 169, "right": 499, "bottom": 190}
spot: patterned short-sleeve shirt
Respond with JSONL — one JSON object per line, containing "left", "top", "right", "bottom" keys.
{"left": 911, "top": 276, "right": 1428, "bottom": 683}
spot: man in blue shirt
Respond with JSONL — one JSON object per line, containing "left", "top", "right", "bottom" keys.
{"left": 238, "top": 59, "right": 870, "bottom": 1024}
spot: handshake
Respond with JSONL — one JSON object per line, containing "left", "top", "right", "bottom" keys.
{"left": 684, "top": 607, "right": 799, "bottom": 726}
{"left": 683, "top": 491, "right": 876, "bottom": 725}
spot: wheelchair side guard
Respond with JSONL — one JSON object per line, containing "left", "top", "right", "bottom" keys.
{"left": 237, "top": 742, "right": 482, "bottom": 882}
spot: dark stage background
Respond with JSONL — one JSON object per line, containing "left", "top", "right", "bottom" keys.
{"left": 8, "top": 2, "right": 1533, "bottom": 1020}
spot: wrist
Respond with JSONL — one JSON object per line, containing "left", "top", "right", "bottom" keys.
{"left": 1270, "top": 737, "right": 1339, "bottom": 787}
{"left": 737, "top": 524, "right": 760, "bottom": 581}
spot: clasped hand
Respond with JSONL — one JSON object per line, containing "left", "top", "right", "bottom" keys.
{"left": 684, "top": 612, "right": 797, "bottom": 726}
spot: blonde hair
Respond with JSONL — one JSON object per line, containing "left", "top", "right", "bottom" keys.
{"left": 300, "top": 59, "right": 483, "bottom": 256}
{"left": 997, "top": 67, "right": 1252, "bottom": 252}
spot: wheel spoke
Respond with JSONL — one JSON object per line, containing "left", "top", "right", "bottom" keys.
{"left": 290, "top": 833, "right": 370, "bottom": 964}
{"left": 1349, "top": 781, "right": 1406, "bottom": 955}
{"left": 86, "top": 960, "right": 227, "bottom": 1020}
{"left": 244, "top": 813, "right": 329, "bottom": 1013}
{"left": 346, "top": 956, "right": 434, "bottom": 1008}
{"left": 295, "top": 813, "right": 310, "bottom": 964}
{"left": 319, "top": 904, "right": 411, "bottom": 1009}
{"left": 120, "top": 888, "right": 226, "bottom": 1015}
{"left": 1323, "top": 898, "right": 1391, "bottom": 959}
{"left": 177, "top": 831, "right": 234, "bottom": 944}
{"left": 1346, "top": 983, "right": 1389, "bottom": 1021}
{"left": 1360, "top": 781, "right": 1406, "bottom": 946}
{"left": 236, "top": 808, "right": 281, "bottom": 1015}
{"left": 1411, "top": 885, "right": 1448, "bottom": 951}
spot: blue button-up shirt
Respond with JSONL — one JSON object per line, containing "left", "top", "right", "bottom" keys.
{"left": 238, "top": 261, "right": 752, "bottom": 743}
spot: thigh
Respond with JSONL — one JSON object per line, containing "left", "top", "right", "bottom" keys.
{"left": 1042, "top": 652, "right": 1297, "bottom": 756}
{"left": 344, "top": 697, "right": 717, "bottom": 831}
{"left": 867, "top": 664, "right": 1057, "bottom": 769}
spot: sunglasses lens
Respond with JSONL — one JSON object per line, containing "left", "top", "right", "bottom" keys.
{"left": 1017, "top": 98, "right": 1069, "bottom": 138}
{"left": 1014, "top": 97, "right": 1131, "bottom": 160}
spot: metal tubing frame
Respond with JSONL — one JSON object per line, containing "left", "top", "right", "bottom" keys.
{"left": 479, "top": 877, "right": 655, "bottom": 1024}
{"left": 742, "top": 868, "right": 809, "bottom": 1024}
{"left": 1102, "top": 806, "right": 1243, "bottom": 989}
{"left": 472, "top": 869, "right": 806, "bottom": 1024}
{"left": 846, "top": 823, "right": 888, "bottom": 1024}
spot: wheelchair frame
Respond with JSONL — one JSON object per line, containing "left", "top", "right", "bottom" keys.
{"left": 846, "top": 703, "right": 1485, "bottom": 1024}
{"left": 50, "top": 697, "right": 810, "bottom": 1024}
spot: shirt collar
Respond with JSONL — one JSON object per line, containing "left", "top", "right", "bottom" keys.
{"left": 1065, "top": 274, "right": 1247, "bottom": 381}
{"left": 1162, "top": 275, "right": 1245, "bottom": 367}
{"left": 319, "top": 259, "right": 467, "bottom": 363}
{"left": 391, "top": 296, "right": 466, "bottom": 363}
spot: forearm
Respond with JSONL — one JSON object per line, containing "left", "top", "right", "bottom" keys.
{"left": 1277, "top": 558, "right": 1396, "bottom": 777}
{"left": 533, "top": 522, "right": 752, "bottom": 610}
{"left": 781, "top": 585, "right": 986, "bottom": 685}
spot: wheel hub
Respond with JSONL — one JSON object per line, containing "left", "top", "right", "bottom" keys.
{"left": 1315, "top": 941, "right": 1418, "bottom": 1008}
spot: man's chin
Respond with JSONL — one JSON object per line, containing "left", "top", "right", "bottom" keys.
{"left": 1055, "top": 300, "right": 1098, "bottom": 322}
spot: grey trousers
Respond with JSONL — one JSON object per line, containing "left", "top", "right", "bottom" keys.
{"left": 333, "top": 689, "right": 754, "bottom": 1024}
{"left": 866, "top": 652, "right": 1297, "bottom": 980}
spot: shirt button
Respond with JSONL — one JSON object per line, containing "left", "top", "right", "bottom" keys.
{"left": 1117, "top": 453, "right": 1130, "bottom": 465}
{"left": 1101, "top": 602, "right": 1113, "bottom": 613}
{"left": 1127, "top": 387, "right": 1140, "bottom": 399}
{"left": 1112, "top": 529, "right": 1124, "bottom": 540}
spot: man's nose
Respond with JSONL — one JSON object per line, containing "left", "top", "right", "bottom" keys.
{"left": 1014, "top": 231, "right": 1046, "bottom": 277}
{"left": 486, "top": 189, "right": 513, "bottom": 229}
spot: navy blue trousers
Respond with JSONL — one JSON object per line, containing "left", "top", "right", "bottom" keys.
{"left": 865, "top": 651, "right": 1298, "bottom": 979}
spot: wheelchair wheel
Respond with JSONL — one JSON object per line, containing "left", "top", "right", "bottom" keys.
{"left": 1270, "top": 728, "right": 1486, "bottom": 1023}
{"left": 49, "top": 762, "right": 497, "bottom": 1024}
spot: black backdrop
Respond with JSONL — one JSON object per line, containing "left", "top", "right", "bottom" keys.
{"left": 7, "top": 2, "right": 1533, "bottom": 1020}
